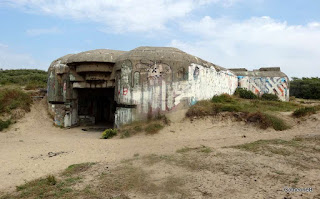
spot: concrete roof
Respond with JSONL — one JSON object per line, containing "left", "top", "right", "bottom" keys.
{"left": 229, "top": 67, "right": 288, "bottom": 77}
{"left": 115, "top": 46, "right": 226, "bottom": 71}
{"left": 67, "top": 49, "right": 127, "bottom": 64}
{"left": 48, "top": 54, "right": 74, "bottom": 70}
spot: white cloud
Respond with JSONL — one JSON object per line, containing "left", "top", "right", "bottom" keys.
{"left": 26, "top": 27, "right": 61, "bottom": 36}
{"left": 170, "top": 16, "right": 320, "bottom": 77}
{"left": 0, "top": 45, "right": 46, "bottom": 70}
{"left": 6, "top": 0, "right": 239, "bottom": 33}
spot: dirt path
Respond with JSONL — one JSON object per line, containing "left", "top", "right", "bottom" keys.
{"left": 1, "top": 99, "right": 319, "bottom": 192}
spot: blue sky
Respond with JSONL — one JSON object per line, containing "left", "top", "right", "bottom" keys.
{"left": 0, "top": 0, "right": 319, "bottom": 77}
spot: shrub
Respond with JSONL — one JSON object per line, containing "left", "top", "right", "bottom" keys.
{"left": 211, "top": 94, "right": 235, "bottom": 103}
{"left": 0, "top": 119, "right": 11, "bottom": 131}
{"left": 292, "top": 107, "right": 318, "bottom": 118}
{"left": 0, "top": 69, "right": 47, "bottom": 88}
{"left": 46, "top": 175, "right": 57, "bottom": 186}
{"left": 261, "top": 93, "right": 279, "bottom": 101}
{"left": 235, "top": 88, "right": 258, "bottom": 99}
{"left": 246, "top": 112, "right": 290, "bottom": 131}
{"left": 0, "top": 88, "right": 32, "bottom": 114}
{"left": 101, "top": 129, "right": 117, "bottom": 139}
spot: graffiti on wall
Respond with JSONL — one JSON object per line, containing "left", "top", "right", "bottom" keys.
{"left": 115, "top": 62, "right": 238, "bottom": 126}
{"left": 238, "top": 76, "right": 289, "bottom": 101}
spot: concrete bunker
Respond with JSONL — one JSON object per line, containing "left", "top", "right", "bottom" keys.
{"left": 47, "top": 46, "right": 289, "bottom": 128}
{"left": 47, "top": 49, "right": 126, "bottom": 127}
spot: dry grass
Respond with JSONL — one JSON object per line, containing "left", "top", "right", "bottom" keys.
{"left": 118, "top": 116, "right": 168, "bottom": 138}
{"left": 3, "top": 135, "right": 320, "bottom": 198}
{"left": 292, "top": 106, "right": 320, "bottom": 118}
{"left": 231, "top": 135, "right": 320, "bottom": 170}
{"left": 62, "top": 162, "right": 96, "bottom": 177}
{"left": 186, "top": 94, "right": 297, "bottom": 131}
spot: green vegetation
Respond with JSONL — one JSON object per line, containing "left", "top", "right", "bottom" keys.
{"left": 62, "top": 162, "right": 96, "bottom": 177}
{"left": 0, "top": 88, "right": 32, "bottom": 114}
{"left": 261, "top": 93, "right": 279, "bottom": 101}
{"left": 101, "top": 129, "right": 117, "bottom": 139}
{"left": 144, "top": 123, "right": 164, "bottom": 134}
{"left": 186, "top": 93, "right": 300, "bottom": 131}
{"left": 292, "top": 106, "right": 320, "bottom": 118}
{"left": 290, "top": 77, "right": 320, "bottom": 99}
{"left": 0, "top": 88, "right": 32, "bottom": 131}
{"left": 246, "top": 112, "right": 290, "bottom": 131}
{"left": 0, "top": 119, "right": 12, "bottom": 131}
{"left": 234, "top": 88, "right": 258, "bottom": 99}
{"left": 0, "top": 69, "right": 47, "bottom": 89}
{"left": 118, "top": 116, "right": 169, "bottom": 138}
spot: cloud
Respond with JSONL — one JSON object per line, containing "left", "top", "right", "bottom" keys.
{"left": 26, "top": 27, "right": 62, "bottom": 36}
{"left": 5, "top": 0, "right": 239, "bottom": 33}
{"left": 170, "top": 16, "right": 320, "bottom": 77}
{"left": 0, "top": 44, "right": 46, "bottom": 70}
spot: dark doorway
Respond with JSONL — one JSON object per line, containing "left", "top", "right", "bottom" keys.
{"left": 77, "top": 88, "right": 115, "bottom": 126}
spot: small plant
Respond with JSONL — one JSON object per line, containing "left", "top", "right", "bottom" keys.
{"left": 292, "top": 106, "right": 318, "bottom": 118}
{"left": 261, "top": 93, "right": 279, "bottom": 101}
{"left": 46, "top": 175, "right": 57, "bottom": 186}
{"left": 101, "top": 129, "right": 117, "bottom": 139}
{"left": 0, "top": 119, "right": 11, "bottom": 131}
{"left": 234, "top": 88, "right": 258, "bottom": 99}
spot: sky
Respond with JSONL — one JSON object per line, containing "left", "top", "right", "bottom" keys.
{"left": 0, "top": 0, "right": 319, "bottom": 78}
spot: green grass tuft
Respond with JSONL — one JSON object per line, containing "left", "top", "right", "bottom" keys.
{"left": 292, "top": 106, "right": 319, "bottom": 118}
{"left": 101, "top": 129, "right": 117, "bottom": 139}
{"left": 0, "top": 119, "right": 12, "bottom": 131}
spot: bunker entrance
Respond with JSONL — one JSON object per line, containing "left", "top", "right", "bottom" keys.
{"left": 77, "top": 88, "right": 115, "bottom": 127}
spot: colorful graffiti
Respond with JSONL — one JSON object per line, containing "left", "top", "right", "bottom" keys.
{"left": 238, "top": 76, "right": 289, "bottom": 101}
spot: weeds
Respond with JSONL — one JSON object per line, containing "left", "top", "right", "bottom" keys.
{"left": 101, "top": 129, "right": 117, "bottom": 139}
{"left": 119, "top": 116, "right": 168, "bottom": 138}
{"left": 62, "top": 162, "right": 96, "bottom": 177}
{"left": 187, "top": 94, "right": 296, "bottom": 131}
{"left": 0, "top": 119, "right": 11, "bottom": 131}
{"left": 246, "top": 112, "right": 290, "bottom": 131}
{"left": 292, "top": 106, "right": 319, "bottom": 118}
{"left": 0, "top": 88, "right": 32, "bottom": 114}
{"left": 145, "top": 123, "right": 164, "bottom": 134}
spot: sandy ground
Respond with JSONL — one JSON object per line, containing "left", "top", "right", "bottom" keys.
{"left": 0, "top": 98, "right": 320, "bottom": 195}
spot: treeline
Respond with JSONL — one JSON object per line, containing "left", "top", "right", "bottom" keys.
{"left": 290, "top": 77, "right": 320, "bottom": 99}
{"left": 0, "top": 69, "right": 47, "bottom": 89}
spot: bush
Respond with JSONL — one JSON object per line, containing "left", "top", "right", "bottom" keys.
{"left": 292, "top": 106, "right": 318, "bottom": 118}
{"left": 0, "top": 69, "right": 47, "bottom": 88}
{"left": 101, "top": 129, "right": 117, "bottom": 139}
{"left": 235, "top": 88, "right": 258, "bottom": 99}
{"left": 290, "top": 77, "right": 320, "bottom": 99}
{"left": 261, "top": 93, "right": 279, "bottom": 101}
{"left": 0, "top": 119, "right": 11, "bottom": 131}
{"left": 246, "top": 112, "right": 290, "bottom": 131}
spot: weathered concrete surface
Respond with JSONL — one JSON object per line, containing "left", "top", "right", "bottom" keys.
{"left": 230, "top": 67, "right": 289, "bottom": 101}
{"left": 47, "top": 47, "right": 290, "bottom": 128}
{"left": 67, "top": 49, "right": 126, "bottom": 64}
{"left": 114, "top": 47, "right": 238, "bottom": 127}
